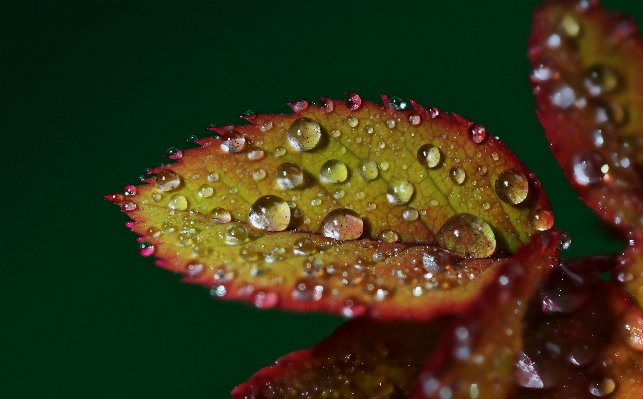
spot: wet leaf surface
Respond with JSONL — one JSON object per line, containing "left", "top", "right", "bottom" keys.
{"left": 106, "top": 97, "right": 554, "bottom": 319}
{"left": 529, "top": 0, "right": 643, "bottom": 306}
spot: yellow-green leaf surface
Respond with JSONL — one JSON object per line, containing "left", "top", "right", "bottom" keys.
{"left": 108, "top": 96, "right": 554, "bottom": 319}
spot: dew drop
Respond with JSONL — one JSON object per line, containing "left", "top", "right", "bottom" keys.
{"left": 514, "top": 351, "right": 559, "bottom": 389}
{"left": 409, "top": 115, "right": 421, "bottom": 125}
{"left": 567, "top": 343, "right": 594, "bottom": 367}
{"left": 293, "top": 237, "right": 317, "bottom": 256}
{"left": 321, "top": 208, "right": 363, "bottom": 240}
{"left": 139, "top": 242, "right": 155, "bottom": 257}
{"left": 220, "top": 130, "right": 246, "bottom": 153}
{"left": 151, "top": 192, "right": 162, "bottom": 202}
{"left": 211, "top": 207, "right": 232, "bottom": 224}
{"left": 436, "top": 213, "right": 496, "bottom": 258}
{"left": 389, "top": 96, "right": 407, "bottom": 110}
{"left": 165, "top": 146, "right": 183, "bottom": 160}
{"left": 379, "top": 229, "right": 399, "bottom": 243}
{"left": 532, "top": 58, "right": 559, "bottom": 81}
{"left": 430, "top": 199, "right": 439, "bottom": 207}
{"left": 620, "top": 308, "right": 643, "bottom": 351}
{"left": 468, "top": 124, "right": 487, "bottom": 144}
{"left": 346, "top": 93, "right": 362, "bottom": 110}
{"left": 225, "top": 225, "right": 248, "bottom": 245}
{"left": 253, "top": 291, "right": 280, "bottom": 309}
{"left": 247, "top": 149, "right": 264, "bottom": 161}
{"left": 379, "top": 161, "right": 390, "bottom": 171}
{"left": 207, "top": 172, "right": 219, "bottom": 182}
{"left": 589, "top": 378, "right": 616, "bottom": 397}
{"left": 358, "top": 158, "right": 379, "bottom": 181}
{"left": 584, "top": 65, "right": 619, "bottom": 96}
{"left": 347, "top": 115, "right": 359, "bottom": 128}
{"left": 333, "top": 189, "right": 345, "bottom": 199}
{"left": 572, "top": 150, "right": 606, "bottom": 185}
{"left": 146, "top": 226, "right": 160, "bottom": 238}
{"left": 293, "top": 278, "right": 324, "bottom": 301}
{"left": 252, "top": 169, "right": 266, "bottom": 181}
{"left": 168, "top": 194, "right": 188, "bottom": 211}
{"left": 529, "top": 209, "right": 554, "bottom": 231}
{"left": 248, "top": 195, "right": 291, "bottom": 232}
{"left": 198, "top": 184, "right": 214, "bottom": 198}
{"left": 274, "top": 146, "right": 286, "bottom": 157}
{"left": 386, "top": 178, "right": 414, "bottom": 205}
{"left": 417, "top": 144, "right": 441, "bottom": 168}
{"left": 495, "top": 169, "right": 529, "bottom": 205}
{"left": 386, "top": 119, "right": 396, "bottom": 129}
{"left": 155, "top": 169, "right": 181, "bottom": 192}
{"left": 491, "top": 152, "right": 499, "bottom": 161}
{"left": 319, "top": 160, "right": 348, "bottom": 184}
{"left": 449, "top": 167, "right": 466, "bottom": 185}
{"left": 551, "top": 85, "right": 576, "bottom": 109}
{"left": 560, "top": 14, "right": 581, "bottom": 38}
{"left": 403, "top": 208, "right": 419, "bottom": 221}
{"left": 330, "top": 129, "right": 341, "bottom": 138}
{"left": 286, "top": 117, "right": 322, "bottom": 152}
{"left": 275, "top": 162, "right": 304, "bottom": 190}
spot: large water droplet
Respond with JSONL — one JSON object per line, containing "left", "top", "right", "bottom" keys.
{"left": 572, "top": 150, "right": 606, "bottom": 185}
{"left": 248, "top": 195, "right": 291, "bottom": 231}
{"left": 584, "top": 65, "right": 619, "bottom": 96}
{"left": 275, "top": 162, "right": 304, "bottom": 190}
{"left": 155, "top": 169, "right": 181, "bottom": 191}
{"left": 386, "top": 178, "right": 414, "bottom": 205}
{"left": 495, "top": 169, "right": 529, "bottom": 205}
{"left": 225, "top": 225, "right": 248, "bottom": 245}
{"left": 287, "top": 117, "right": 322, "bottom": 152}
{"left": 212, "top": 207, "right": 232, "bottom": 224}
{"left": 319, "top": 160, "right": 348, "bottom": 184}
{"left": 436, "top": 213, "right": 496, "bottom": 258}
{"left": 403, "top": 208, "right": 419, "bottom": 221}
{"left": 449, "top": 167, "right": 466, "bottom": 185}
{"left": 346, "top": 92, "right": 362, "bottom": 110}
{"left": 220, "top": 130, "right": 246, "bottom": 153}
{"left": 168, "top": 194, "right": 188, "bottom": 211}
{"left": 358, "top": 158, "right": 379, "bottom": 181}
{"left": 541, "top": 274, "right": 589, "bottom": 314}
{"left": 321, "top": 208, "right": 363, "bottom": 240}
{"left": 529, "top": 209, "right": 554, "bottom": 231}
{"left": 588, "top": 378, "right": 616, "bottom": 397}
{"left": 417, "top": 144, "right": 441, "bottom": 168}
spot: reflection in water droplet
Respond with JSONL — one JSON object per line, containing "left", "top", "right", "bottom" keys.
{"left": 585, "top": 65, "right": 619, "bottom": 96}
{"left": 275, "top": 162, "right": 304, "bottom": 190}
{"left": 287, "top": 118, "right": 322, "bottom": 152}
{"left": 572, "top": 150, "right": 606, "bottom": 185}
{"left": 248, "top": 195, "right": 291, "bottom": 231}
{"left": 212, "top": 207, "right": 232, "bottom": 224}
{"left": 529, "top": 209, "right": 554, "bottom": 231}
{"left": 436, "top": 213, "right": 496, "bottom": 258}
{"left": 386, "top": 178, "right": 414, "bottom": 205}
{"left": 495, "top": 169, "right": 529, "bottom": 205}
{"left": 198, "top": 184, "right": 214, "bottom": 198}
{"left": 220, "top": 130, "right": 246, "bottom": 153}
{"left": 468, "top": 124, "right": 487, "bottom": 144}
{"left": 155, "top": 169, "right": 181, "bottom": 191}
{"left": 358, "top": 158, "right": 379, "bottom": 181}
{"left": 589, "top": 378, "right": 616, "bottom": 397}
{"left": 450, "top": 167, "right": 466, "bottom": 185}
{"left": 319, "top": 160, "right": 348, "bottom": 183}
{"left": 168, "top": 194, "right": 188, "bottom": 211}
{"left": 417, "top": 144, "right": 441, "bottom": 168}
{"left": 321, "top": 208, "right": 363, "bottom": 240}
{"left": 225, "top": 225, "right": 248, "bottom": 245}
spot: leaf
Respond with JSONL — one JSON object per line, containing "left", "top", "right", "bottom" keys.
{"left": 409, "top": 231, "right": 562, "bottom": 399}
{"left": 232, "top": 231, "right": 562, "bottom": 399}
{"left": 514, "top": 255, "right": 643, "bottom": 399}
{"left": 529, "top": 0, "right": 643, "bottom": 306}
{"left": 106, "top": 96, "right": 554, "bottom": 319}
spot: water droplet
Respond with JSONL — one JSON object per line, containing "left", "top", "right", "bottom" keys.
{"left": 409, "top": 115, "right": 421, "bottom": 125}
{"left": 253, "top": 291, "right": 280, "bottom": 308}
{"left": 139, "top": 242, "right": 155, "bottom": 257}
{"left": 560, "top": 14, "right": 581, "bottom": 37}
{"left": 248, "top": 195, "right": 291, "bottom": 231}
{"left": 259, "top": 121, "right": 273, "bottom": 132}
{"left": 207, "top": 172, "right": 219, "bottom": 182}
{"left": 124, "top": 185, "right": 137, "bottom": 196}
{"left": 321, "top": 98, "right": 334, "bottom": 113}
{"left": 210, "top": 285, "right": 227, "bottom": 297}
{"left": 495, "top": 169, "right": 529, "bottom": 205}
{"left": 311, "top": 198, "right": 322, "bottom": 206}
{"left": 165, "top": 146, "right": 183, "bottom": 160}
{"left": 379, "top": 229, "right": 399, "bottom": 243}
{"left": 532, "top": 58, "right": 559, "bottom": 81}
{"left": 220, "top": 130, "right": 246, "bottom": 153}
{"left": 417, "top": 144, "right": 441, "bottom": 168}
{"left": 481, "top": 202, "right": 490, "bottom": 210}
{"left": 347, "top": 115, "right": 359, "bottom": 128}
{"left": 321, "top": 208, "right": 363, "bottom": 240}
{"left": 291, "top": 99, "right": 308, "bottom": 112}
{"left": 252, "top": 169, "right": 266, "bottom": 181}
{"left": 529, "top": 209, "right": 554, "bottom": 231}
{"left": 274, "top": 146, "right": 286, "bottom": 157}
{"left": 514, "top": 351, "right": 559, "bottom": 389}
{"left": 386, "top": 119, "right": 396, "bottom": 129}
{"left": 247, "top": 149, "right": 264, "bottom": 161}
{"left": 572, "top": 150, "right": 606, "bottom": 185}
{"left": 430, "top": 199, "right": 439, "bottom": 207}
{"left": 541, "top": 275, "right": 589, "bottom": 314}
{"left": 620, "top": 308, "right": 643, "bottom": 351}
{"left": 272, "top": 162, "right": 305, "bottom": 190}
{"left": 386, "top": 178, "right": 414, "bottom": 205}
{"left": 151, "top": 192, "right": 162, "bottom": 202}
{"left": 155, "top": 169, "right": 181, "bottom": 191}
{"left": 330, "top": 129, "right": 341, "bottom": 138}
{"left": 551, "top": 85, "right": 576, "bottom": 109}
{"left": 168, "top": 194, "right": 188, "bottom": 211}
{"left": 293, "top": 237, "right": 317, "bottom": 256}
{"left": 449, "top": 167, "right": 466, "bottom": 185}
{"left": 346, "top": 93, "right": 362, "bottom": 110}
{"left": 379, "top": 161, "right": 390, "bottom": 171}
{"left": 589, "top": 378, "right": 616, "bottom": 397}
{"left": 422, "top": 249, "right": 455, "bottom": 273}
{"left": 319, "top": 160, "right": 348, "bottom": 184}
{"left": 403, "top": 208, "right": 419, "bottom": 221}
{"left": 293, "top": 278, "right": 324, "bottom": 301}
{"left": 436, "top": 213, "right": 496, "bottom": 258}
{"left": 358, "top": 158, "right": 379, "bottom": 181}
{"left": 225, "top": 225, "right": 248, "bottom": 245}
{"left": 559, "top": 232, "right": 571, "bottom": 250}
{"left": 287, "top": 117, "right": 322, "bottom": 152}
{"left": 584, "top": 65, "right": 619, "bottom": 96}
{"left": 389, "top": 96, "right": 407, "bottom": 110}
{"left": 198, "top": 184, "right": 214, "bottom": 198}
{"left": 333, "top": 189, "right": 345, "bottom": 199}
{"left": 468, "top": 124, "right": 487, "bottom": 144}
{"left": 146, "top": 226, "right": 160, "bottom": 238}
{"left": 211, "top": 207, "right": 231, "bottom": 223}
{"left": 491, "top": 152, "right": 499, "bottom": 161}
{"left": 567, "top": 343, "right": 594, "bottom": 366}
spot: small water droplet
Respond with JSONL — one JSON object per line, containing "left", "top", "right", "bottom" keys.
{"left": 449, "top": 167, "right": 466, "bottom": 185}
{"left": 252, "top": 169, "right": 266, "bottom": 181}
{"left": 559, "top": 232, "right": 571, "bottom": 250}
{"left": 333, "top": 189, "right": 345, "bottom": 199}
{"left": 293, "top": 237, "right": 317, "bottom": 256}
{"left": 389, "top": 96, "right": 407, "bottom": 110}
{"left": 514, "top": 351, "right": 559, "bottom": 389}
{"left": 207, "top": 172, "right": 219, "bottom": 182}
{"left": 551, "top": 85, "right": 576, "bottom": 109}
{"left": 409, "top": 115, "right": 421, "bottom": 125}
{"left": 330, "top": 129, "right": 341, "bottom": 138}
{"left": 247, "top": 149, "right": 264, "bottom": 161}
{"left": 495, "top": 169, "right": 529, "bottom": 205}
{"left": 287, "top": 117, "right": 322, "bottom": 152}
{"left": 386, "top": 178, "right": 414, "bottom": 205}
{"left": 197, "top": 184, "right": 214, "bottom": 198}
{"left": 220, "top": 130, "right": 246, "bottom": 153}
{"left": 165, "top": 146, "right": 183, "bottom": 160}
{"left": 151, "top": 192, "right": 161, "bottom": 202}
{"left": 139, "top": 242, "right": 155, "bottom": 256}
{"left": 168, "top": 194, "right": 188, "bottom": 211}
{"left": 311, "top": 198, "right": 322, "bottom": 206}
{"left": 532, "top": 58, "right": 559, "bottom": 81}
{"left": 291, "top": 99, "right": 308, "bottom": 112}
{"left": 293, "top": 278, "right": 324, "bottom": 301}
{"left": 572, "top": 150, "right": 606, "bottom": 185}
{"left": 417, "top": 144, "right": 441, "bottom": 168}
{"left": 321, "top": 98, "right": 334, "bottom": 113}
{"left": 229, "top": 187, "right": 238, "bottom": 194}
{"left": 210, "top": 285, "right": 227, "bottom": 297}
{"left": 589, "top": 378, "right": 616, "bottom": 397}
{"left": 347, "top": 115, "right": 359, "bottom": 128}
{"left": 436, "top": 213, "right": 496, "bottom": 258}
{"left": 491, "top": 152, "right": 499, "bottom": 161}
{"left": 248, "top": 195, "right": 291, "bottom": 232}
{"left": 212, "top": 207, "right": 232, "bottom": 223}
{"left": 146, "top": 226, "right": 160, "bottom": 238}
{"left": 386, "top": 119, "right": 396, "bottom": 129}
{"left": 225, "top": 224, "right": 249, "bottom": 245}
{"left": 481, "top": 202, "right": 490, "bottom": 210}
{"left": 529, "top": 209, "right": 554, "bottom": 231}
{"left": 155, "top": 169, "right": 181, "bottom": 191}
{"left": 253, "top": 291, "right": 280, "bottom": 308}
{"left": 321, "top": 208, "right": 363, "bottom": 240}
{"left": 430, "top": 199, "right": 439, "bottom": 207}
{"left": 560, "top": 14, "right": 581, "bottom": 37}
{"left": 567, "top": 343, "right": 594, "bottom": 366}
{"left": 584, "top": 65, "right": 619, "bottom": 96}
{"left": 468, "top": 124, "right": 487, "bottom": 144}
{"left": 379, "top": 161, "right": 390, "bottom": 171}
{"left": 403, "top": 208, "right": 419, "bottom": 221}
{"left": 319, "top": 160, "right": 348, "bottom": 184}
{"left": 379, "top": 229, "right": 399, "bottom": 243}
{"left": 346, "top": 93, "right": 362, "bottom": 110}
{"left": 274, "top": 146, "right": 286, "bottom": 157}
{"left": 620, "top": 308, "right": 643, "bottom": 351}
{"left": 358, "top": 158, "right": 379, "bottom": 181}
{"left": 275, "top": 162, "right": 304, "bottom": 190}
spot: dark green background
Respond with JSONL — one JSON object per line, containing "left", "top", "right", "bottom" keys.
{"left": 3, "top": 1, "right": 642, "bottom": 397}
